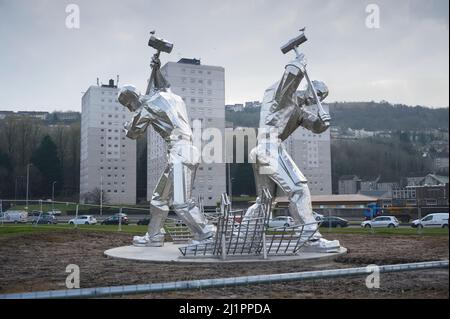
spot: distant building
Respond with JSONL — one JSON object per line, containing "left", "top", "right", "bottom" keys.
{"left": 404, "top": 174, "right": 449, "bottom": 187}
{"left": 338, "top": 175, "right": 361, "bottom": 194}
{"left": 225, "top": 104, "right": 244, "bottom": 112}
{"left": 359, "top": 177, "right": 398, "bottom": 198}
{"left": 244, "top": 101, "right": 261, "bottom": 109}
{"left": 80, "top": 79, "right": 137, "bottom": 205}
{"left": 433, "top": 156, "right": 449, "bottom": 174}
{"left": 276, "top": 194, "right": 379, "bottom": 210}
{"left": 17, "top": 111, "right": 49, "bottom": 120}
{"left": 0, "top": 111, "right": 49, "bottom": 120}
{"left": 0, "top": 111, "right": 14, "bottom": 119}
{"left": 391, "top": 184, "right": 449, "bottom": 211}
{"left": 282, "top": 104, "right": 333, "bottom": 195}
{"left": 53, "top": 111, "right": 81, "bottom": 122}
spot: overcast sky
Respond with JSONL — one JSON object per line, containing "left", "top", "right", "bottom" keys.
{"left": 0, "top": 0, "right": 448, "bottom": 112}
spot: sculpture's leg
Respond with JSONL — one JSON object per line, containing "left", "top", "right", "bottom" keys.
{"left": 253, "top": 143, "right": 340, "bottom": 251}
{"left": 254, "top": 143, "right": 317, "bottom": 229}
{"left": 133, "top": 164, "right": 172, "bottom": 247}
{"left": 172, "top": 159, "right": 215, "bottom": 241}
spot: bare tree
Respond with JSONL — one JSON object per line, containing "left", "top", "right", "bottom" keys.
{"left": 81, "top": 187, "right": 109, "bottom": 205}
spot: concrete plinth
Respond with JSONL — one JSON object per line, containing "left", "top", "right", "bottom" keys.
{"left": 104, "top": 243, "right": 347, "bottom": 264}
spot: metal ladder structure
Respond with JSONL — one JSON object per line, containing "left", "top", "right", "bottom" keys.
{"left": 178, "top": 189, "right": 320, "bottom": 258}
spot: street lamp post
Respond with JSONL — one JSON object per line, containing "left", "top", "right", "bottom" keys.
{"left": 26, "top": 164, "right": 32, "bottom": 211}
{"left": 227, "top": 163, "right": 233, "bottom": 210}
{"left": 100, "top": 174, "right": 103, "bottom": 216}
{"left": 52, "top": 181, "right": 57, "bottom": 212}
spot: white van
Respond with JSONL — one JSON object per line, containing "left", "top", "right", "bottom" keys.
{"left": 0, "top": 210, "right": 28, "bottom": 224}
{"left": 411, "top": 213, "right": 449, "bottom": 229}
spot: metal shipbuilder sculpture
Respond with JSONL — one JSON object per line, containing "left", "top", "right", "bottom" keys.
{"left": 118, "top": 34, "right": 215, "bottom": 247}
{"left": 249, "top": 29, "right": 340, "bottom": 251}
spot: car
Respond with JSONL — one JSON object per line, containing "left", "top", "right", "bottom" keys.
{"left": 101, "top": 213, "right": 129, "bottom": 225}
{"left": 48, "top": 210, "right": 62, "bottom": 216}
{"left": 137, "top": 218, "right": 150, "bottom": 226}
{"left": 268, "top": 216, "right": 295, "bottom": 228}
{"left": 31, "top": 214, "right": 58, "bottom": 224}
{"left": 319, "top": 216, "right": 349, "bottom": 228}
{"left": 361, "top": 216, "right": 399, "bottom": 228}
{"left": 0, "top": 210, "right": 28, "bottom": 224}
{"left": 411, "top": 213, "right": 449, "bottom": 229}
{"left": 69, "top": 215, "right": 97, "bottom": 225}
{"left": 313, "top": 211, "right": 324, "bottom": 221}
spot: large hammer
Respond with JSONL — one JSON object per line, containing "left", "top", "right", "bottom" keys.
{"left": 148, "top": 31, "right": 174, "bottom": 56}
{"left": 145, "top": 31, "right": 174, "bottom": 94}
{"left": 281, "top": 29, "right": 329, "bottom": 122}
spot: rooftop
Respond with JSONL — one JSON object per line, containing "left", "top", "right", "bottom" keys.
{"left": 339, "top": 175, "right": 361, "bottom": 181}
{"left": 276, "top": 194, "right": 379, "bottom": 203}
{"left": 177, "top": 58, "right": 201, "bottom": 65}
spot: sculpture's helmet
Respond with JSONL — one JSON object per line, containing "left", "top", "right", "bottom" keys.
{"left": 295, "top": 80, "right": 329, "bottom": 106}
{"left": 118, "top": 85, "right": 141, "bottom": 112}
{"left": 310, "top": 80, "right": 329, "bottom": 101}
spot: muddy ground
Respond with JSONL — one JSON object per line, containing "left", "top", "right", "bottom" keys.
{"left": 0, "top": 231, "right": 448, "bottom": 298}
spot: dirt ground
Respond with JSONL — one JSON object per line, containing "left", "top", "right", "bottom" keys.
{"left": 0, "top": 231, "right": 448, "bottom": 298}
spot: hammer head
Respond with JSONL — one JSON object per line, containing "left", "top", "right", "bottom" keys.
{"left": 281, "top": 32, "right": 307, "bottom": 54}
{"left": 148, "top": 35, "right": 174, "bottom": 54}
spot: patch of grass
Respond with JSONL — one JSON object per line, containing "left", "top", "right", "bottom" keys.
{"left": 320, "top": 227, "right": 449, "bottom": 236}
{"left": 0, "top": 224, "right": 148, "bottom": 237}
{"left": 1, "top": 224, "right": 448, "bottom": 238}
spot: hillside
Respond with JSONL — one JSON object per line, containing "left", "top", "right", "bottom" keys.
{"left": 329, "top": 102, "right": 449, "bottom": 131}
{"left": 226, "top": 101, "right": 449, "bottom": 131}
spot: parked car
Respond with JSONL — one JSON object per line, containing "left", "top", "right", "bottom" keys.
{"left": 48, "top": 210, "right": 62, "bottom": 216}
{"left": 31, "top": 214, "right": 58, "bottom": 224}
{"left": 319, "top": 216, "right": 349, "bottom": 228}
{"left": 411, "top": 213, "right": 449, "bottom": 229}
{"left": 361, "top": 216, "right": 399, "bottom": 228}
{"left": 268, "top": 216, "right": 295, "bottom": 228}
{"left": 101, "top": 214, "right": 129, "bottom": 225}
{"left": 313, "top": 211, "right": 324, "bottom": 221}
{"left": 69, "top": 215, "right": 97, "bottom": 225}
{"left": 137, "top": 218, "right": 150, "bottom": 226}
{"left": 0, "top": 210, "right": 28, "bottom": 224}
{"left": 30, "top": 210, "right": 55, "bottom": 217}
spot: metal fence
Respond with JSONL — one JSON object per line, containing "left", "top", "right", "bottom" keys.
{"left": 179, "top": 189, "right": 319, "bottom": 259}
{"left": 0, "top": 260, "right": 447, "bottom": 299}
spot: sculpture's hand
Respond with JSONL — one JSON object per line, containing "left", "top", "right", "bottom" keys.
{"left": 318, "top": 110, "right": 331, "bottom": 125}
{"left": 150, "top": 53, "right": 161, "bottom": 69}
{"left": 288, "top": 53, "right": 307, "bottom": 73}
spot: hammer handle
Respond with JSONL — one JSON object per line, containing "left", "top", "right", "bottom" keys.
{"left": 303, "top": 70, "right": 327, "bottom": 116}
{"left": 145, "top": 51, "right": 161, "bottom": 95}
{"left": 292, "top": 47, "right": 327, "bottom": 117}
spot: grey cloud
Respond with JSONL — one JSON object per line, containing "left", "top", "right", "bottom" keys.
{"left": 0, "top": 0, "right": 448, "bottom": 112}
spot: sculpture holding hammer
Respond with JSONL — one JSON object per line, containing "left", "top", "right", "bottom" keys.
{"left": 118, "top": 32, "right": 216, "bottom": 247}
{"left": 250, "top": 28, "right": 340, "bottom": 251}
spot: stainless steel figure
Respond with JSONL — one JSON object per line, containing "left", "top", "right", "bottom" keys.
{"left": 250, "top": 47, "right": 339, "bottom": 250}
{"left": 119, "top": 53, "right": 215, "bottom": 247}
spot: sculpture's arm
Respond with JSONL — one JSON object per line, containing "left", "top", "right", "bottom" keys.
{"left": 271, "top": 54, "right": 307, "bottom": 108}
{"left": 145, "top": 54, "right": 170, "bottom": 95}
{"left": 124, "top": 106, "right": 153, "bottom": 140}
{"left": 298, "top": 108, "right": 331, "bottom": 134}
